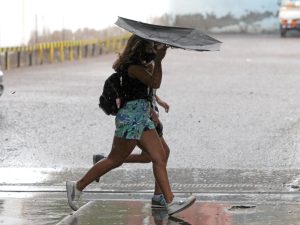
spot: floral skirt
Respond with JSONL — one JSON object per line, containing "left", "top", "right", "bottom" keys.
{"left": 115, "top": 99, "right": 155, "bottom": 140}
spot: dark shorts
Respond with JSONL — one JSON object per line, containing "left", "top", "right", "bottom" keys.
{"left": 155, "top": 122, "right": 163, "bottom": 137}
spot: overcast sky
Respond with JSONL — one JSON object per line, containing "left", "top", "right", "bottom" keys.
{"left": 170, "top": 0, "right": 277, "bottom": 16}
{"left": 0, "top": 0, "right": 171, "bottom": 46}
{"left": 0, "top": 0, "right": 278, "bottom": 47}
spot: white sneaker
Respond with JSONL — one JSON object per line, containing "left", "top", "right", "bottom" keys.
{"left": 66, "top": 181, "right": 82, "bottom": 211}
{"left": 167, "top": 196, "right": 196, "bottom": 215}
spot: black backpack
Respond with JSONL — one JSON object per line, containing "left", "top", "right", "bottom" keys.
{"left": 99, "top": 72, "right": 123, "bottom": 116}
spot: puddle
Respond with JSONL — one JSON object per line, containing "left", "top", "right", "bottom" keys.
{"left": 227, "top": 205, "right": 256, "bottom": 214}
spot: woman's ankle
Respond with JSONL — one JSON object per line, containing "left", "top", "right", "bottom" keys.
{"left": 76, "top": 181, "right": 84, "bottom": 191}
{"left": 165, "top": 194, "right": 174, "bottom": 204}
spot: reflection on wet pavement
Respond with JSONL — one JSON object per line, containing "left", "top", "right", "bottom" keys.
{"left": 57, "top": 200, "right": 300, "bottom": 225}
{"left": 0, "top": 197, "right": 71, "bottom": 225}
{"left": 57, "top": 201, "right": 231, "bottom": 225}
{"left": 1, "top": 195, "right": 300, "bottom": 225}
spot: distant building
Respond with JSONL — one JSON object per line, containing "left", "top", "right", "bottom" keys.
{"left": 167, "top": 0, "right": 278, "bottom": 33}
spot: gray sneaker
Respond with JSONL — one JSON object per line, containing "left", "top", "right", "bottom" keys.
{"left": 93, "top": 154, "right": 106, "bottom": 182}
{"left": 151, "top": 194, "right": 167, "bottom": 208}
{"left": 66, "top": 181, "right": 82, "bottom": 211}
{"left": 167, "top": 196, "right": 196, "bottom": 215}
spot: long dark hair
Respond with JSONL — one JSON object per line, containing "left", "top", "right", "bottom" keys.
{"left": 112, "top": 35, "right": 149, "bottom": 72}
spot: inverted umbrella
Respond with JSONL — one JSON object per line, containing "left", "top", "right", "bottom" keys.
{"left": 115, "top": 16, "right": 222, "bottom": 51}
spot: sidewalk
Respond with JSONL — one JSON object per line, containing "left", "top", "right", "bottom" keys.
{"left": 1, "top": 168, "right": 300, "bottom": 224}
{"left": 1, "top": 191, "right": 300, "bottom": 225}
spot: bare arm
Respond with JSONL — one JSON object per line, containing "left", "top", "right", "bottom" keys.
{"left": 155, "top": 95, "right": 170, "bottom": 113}
{"left": 128, "top": 45, "right": 167, "bottom": 89}
{"left": 146, "top": 62, "right": 154, "bottom": 73}
{"left": 150, "top": 107, "right": 160, "bottom": 125}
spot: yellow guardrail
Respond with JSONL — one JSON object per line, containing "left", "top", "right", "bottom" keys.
{"left": 0, "top": 34, "right": 130, "bottom": 70}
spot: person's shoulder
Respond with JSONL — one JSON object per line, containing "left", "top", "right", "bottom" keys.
{"left": 118, "top": 60, "right": 132, "bottom": 72}
{"left": 128, "top": 63, "right": 147, "bottom": 72}
{"left": 123, "top": 60, "right": 140, "bottom": 70}
{"left": 127, "top": 60, "right": 147, "bottom": 70}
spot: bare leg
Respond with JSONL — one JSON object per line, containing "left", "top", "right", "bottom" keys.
{"left": 125, "top": 148, "right": 152, "bottom": 163}
{"left": 125, "top": 137, "right": 170, "bottom": 164}
{"left": 153, "top": 137, "right": 170, "bottom": 194}
{"left": 139, "top": 129, "right": 174, "bottom": 203}
{"left": 133, "top": 137, "right": 170, "bottom": 195}
{"left": 77, "top": 136, "right": 137, "bottom": 191}
{"left": 91, "top": 136, "right": 171, "bottom": 196}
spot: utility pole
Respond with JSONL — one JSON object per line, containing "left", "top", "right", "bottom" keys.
{"left": 62, "top": 16, "right": 65, "bottom": 41}
{"left": 35, "top": 14, "right": 39, "bottom": 44}
{"left": 22, "top": 0, "right": 25, "bottom": 45}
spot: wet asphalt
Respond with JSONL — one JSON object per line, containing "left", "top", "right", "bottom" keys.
{"left": 1, "top": 192, "right": 300, "bottom": 225}
{"left": 1, "top": 34, "right": 300, "bottom": 224}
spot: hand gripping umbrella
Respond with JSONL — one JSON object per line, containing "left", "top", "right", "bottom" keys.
{"left": 115, "top": 16, "right": 222, "bottom": 51}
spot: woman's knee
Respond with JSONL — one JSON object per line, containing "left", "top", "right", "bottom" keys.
{"left": 148, "top": 146, "right": 168, "bottom": 165}
{"left": 161, "top": 139, "right": 170, "bottom": 159}
{"left": 152, "top": 155, "right": 167, "bottom": 167}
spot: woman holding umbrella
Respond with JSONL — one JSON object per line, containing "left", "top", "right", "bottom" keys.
{"left": 66, "top": 34, "right": 196, "bottom": 215}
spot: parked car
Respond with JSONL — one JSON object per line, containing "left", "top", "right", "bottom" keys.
{"left": 0, "top": 67, "right": 3, "bottom": 96}
{"left": 278, "top": 0, "right": 300, "bottom": 37}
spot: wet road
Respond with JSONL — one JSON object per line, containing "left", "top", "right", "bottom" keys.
{"left": 1, "top": 192, "right": 300, "bottom": 225}
{"left": 1, "top": 35, "right": 300, "bottom": 169}
{"left": 1, "top": 35, "right": 300, "bottom": 170}
{"left": 1, "top": 34, "right": 300, "bottom": 224}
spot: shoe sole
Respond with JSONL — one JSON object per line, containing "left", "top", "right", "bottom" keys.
{"left": 168, "top": 197, "right": 196, "bottom": 215}
{"left": 66, "top": 181, "right": 78, "bottom": 211}
{"left": 151, "top": 204, "right": 167, "bottom": 209}
{"left": 93, "top": 155, "right": 100, "bottom": 183}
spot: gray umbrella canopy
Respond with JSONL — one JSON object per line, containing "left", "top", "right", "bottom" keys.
{"left": 115, "top": 17, "right": 222, "bottom": 51}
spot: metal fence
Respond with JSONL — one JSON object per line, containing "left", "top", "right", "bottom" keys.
{"left": 0, "top": 34, "right": 130, "bottom": 70}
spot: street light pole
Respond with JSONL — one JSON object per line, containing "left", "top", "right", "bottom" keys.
{"left": 62, "top": 16, "right": 65, "bottom": 41}
{"left": 22, "top": 0, "right": 25, "bottom": 45}
{"left": 35, "top": 14, "right": 39, "bottom": 44}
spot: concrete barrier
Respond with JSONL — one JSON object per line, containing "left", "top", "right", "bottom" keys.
{"left": 0, "top": 34, "right": 130, "bottom": 70}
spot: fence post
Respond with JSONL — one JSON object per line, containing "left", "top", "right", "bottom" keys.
{"left": 60, "top": 43, "right": 65, "bottom": 62}
{"left": 116, "top": 38, "right": 121, "bottom": 52}
{"left": 49, "top": 43, "right": 54, "bottom": 63}
{"left": 38, "top": 44, "right": 43, "bottom": 65}
{"left": 105, "top": 39, "right": 110, "bottom": 54}
{"left": 92, "top": 43, "right": 96, "bottom": 56}
{"left": 84, "top": 45, "right": 88, "bottom": 57}
{"left": 77, "top": 41, "right": 82, "bottom": 60}
{"left": 4, "top": 51, "right": 9, "bottom": 70}
{"left": 98, "top": 40, "right": 103, "bottom": 55}
{"left": 69, "top": 44, "right": 74, "bottom": 61}
{"left": 17, "top": 51, "right": 21, "bottom": 68}
{"left": 29, "top": 50, "right": 33, "bottom": 66}
{"left": 112, "top": 38, "right": 117, "bottom": 52}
